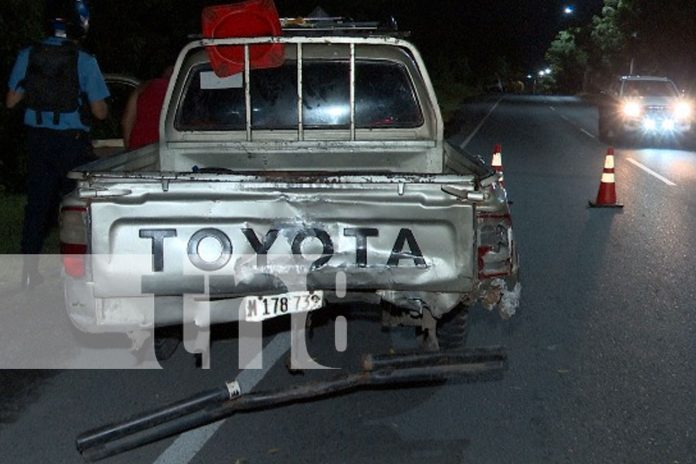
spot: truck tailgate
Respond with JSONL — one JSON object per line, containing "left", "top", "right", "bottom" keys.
{"left": 84, "top": 174, "right": 477, "bottom": 297}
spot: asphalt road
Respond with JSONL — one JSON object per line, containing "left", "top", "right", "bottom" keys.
{"left": 2, "top": 94, "right": 696, "bottom": 463}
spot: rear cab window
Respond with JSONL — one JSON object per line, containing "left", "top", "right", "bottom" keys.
{"left": 175, "top": 59, "right": 423, "bottom": 131}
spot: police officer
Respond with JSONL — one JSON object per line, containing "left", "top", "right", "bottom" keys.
{"left": 6, "top": 0, "right": 109, "bottom": 288}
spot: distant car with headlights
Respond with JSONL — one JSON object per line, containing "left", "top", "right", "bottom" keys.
{"left": 598, "top": 75, "right": 693, "bottom": 141}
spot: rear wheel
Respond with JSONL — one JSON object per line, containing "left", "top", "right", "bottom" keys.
{"left": 436, "top": 304, "right": 470, "bottom": 350}
{"left": 154, "top": 336, "right": 181, "bottom": 361}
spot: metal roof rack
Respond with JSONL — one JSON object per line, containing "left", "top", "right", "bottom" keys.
{"left": 280, "top": 16, "right": 409, "bottom": 38}
{"left": 188, "top": 15, "right": 409, "bottom": 40}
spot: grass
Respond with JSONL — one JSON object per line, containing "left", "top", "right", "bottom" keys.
{"left": 434, "top": 82, "right": 480, "bottom": 126}
{"left": 0, "top": 193, "right": 59, "bottom": 254}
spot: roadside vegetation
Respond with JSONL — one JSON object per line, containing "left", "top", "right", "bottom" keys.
{"left": 0, "top": 194, "right": 26, "bottom": 254}
{"left": 427, "top": 52, "right": 480, "bottom": 125}
{"left": 545, "top": 0, "right": 696, "bottom": 94}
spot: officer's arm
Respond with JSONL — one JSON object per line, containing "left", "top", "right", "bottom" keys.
{"left": 5, "top": 89, "right": 24, "bottom": 109}
{"left": 90, "top": 99, "right": 108, "bottom": 120}
{"left": 7, "top": 49, "right": 28, "bottom": 109}
{"left": 83, "top": 55, "right": 110, "bottom": 121}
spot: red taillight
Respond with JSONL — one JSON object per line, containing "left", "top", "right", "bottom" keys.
{"left": 60, "top": 243, "right": 87, "bottom": 254}
{"left": 60, "top": 206, "right": 88, "bottom": 277}
{"left": 61, "top": 244, "right": 86, "bottom": 277}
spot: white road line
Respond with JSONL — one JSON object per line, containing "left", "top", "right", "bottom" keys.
{"left": 580, "top": 128, "right": 596, "bottom": 139}
{"left": 553, "top": 106, "right": 574, "bottom": 125}
{"left": 552, "top": 106, "right": 596, "bottom": 139}
{"left": 153, "top": 332, "right": 290, "bottom": 464}
{"left": 460, "top": 98, "right": 502, "bottom": 149}
{"left": 626, "top": 158, "right": 677, "bottom": 186}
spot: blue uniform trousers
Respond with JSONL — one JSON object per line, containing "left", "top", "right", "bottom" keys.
{"left": 21, "top": 127, "right": 92, "bottom": 254}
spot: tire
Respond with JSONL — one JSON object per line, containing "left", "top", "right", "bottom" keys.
{"left": 154, "top": 336, "right": 181, "bottom": 361}
{"left": 436, "top": 304, "right": 470, "bottom": 350}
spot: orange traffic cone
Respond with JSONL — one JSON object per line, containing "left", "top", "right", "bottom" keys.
{"left": 491, "top": 144, "right": 505, "bottom": 187}
{"left": 589, "top": 147, "right": 623, "bottom": 208}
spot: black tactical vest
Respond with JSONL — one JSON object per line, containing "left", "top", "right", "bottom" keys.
{"left": 22, "top": 42, "right": 81, "bottom": 125}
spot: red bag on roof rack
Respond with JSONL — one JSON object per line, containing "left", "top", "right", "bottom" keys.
{"left": 201, "top": 0, "right": 284, "bottom": 77}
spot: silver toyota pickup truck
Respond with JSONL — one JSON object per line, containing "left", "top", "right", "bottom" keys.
{"left": 60, "top": 27, "right": 520, "bottom": 355}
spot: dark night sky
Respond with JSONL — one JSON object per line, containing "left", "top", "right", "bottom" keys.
{"left": 270, "top": 0, "right": 606, "bottom": 72}
{"left": 0, "top": 1, "right": 607, "bottom": 80}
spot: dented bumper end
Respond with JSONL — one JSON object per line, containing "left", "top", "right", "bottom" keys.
{"left": 479, "top": 276, "right": 521, "bottom": 319}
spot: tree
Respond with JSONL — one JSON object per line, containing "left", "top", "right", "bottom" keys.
{"left": 591, "top": 0, "right": 696, "bottom": 87}
{"left": 619, "top": 0, "right": 696, "bottom": 87}
{"left": 588, "top": 0, "right": 630, "bottom": 77}
{"left": 545, "top": 28, "right": 588, "bottom": 93}
{"left": 544, "top": 0, "right": 696, "bottom": 92}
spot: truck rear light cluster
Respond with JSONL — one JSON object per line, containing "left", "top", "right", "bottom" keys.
{"left": 60, "top": 206, "right": 88, "bottom": 277}
{"left": 477, "top": 212, "right": 514, "bottom": 280}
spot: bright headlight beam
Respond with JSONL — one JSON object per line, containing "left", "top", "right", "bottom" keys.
{"left": 622, "top": 101, "right": 642, "bottom": 118}
{"left": 673, "top": 101, "right": 693, "bottom": 119}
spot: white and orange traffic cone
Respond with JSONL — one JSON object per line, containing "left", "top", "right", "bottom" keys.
{"left": 589, "top": 147, "right": 623, "bottom": 208}
{"left": 491, "top": 144, "right": 505, "bottom": 188}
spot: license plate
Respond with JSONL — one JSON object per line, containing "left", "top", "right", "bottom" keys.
{"left": 243, "top": 291, "right": 324, "bottom": 322}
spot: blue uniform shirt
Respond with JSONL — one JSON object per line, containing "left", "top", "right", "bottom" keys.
{"left": 8, "top": 37, "right": 110, "bottom": 132}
